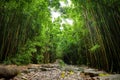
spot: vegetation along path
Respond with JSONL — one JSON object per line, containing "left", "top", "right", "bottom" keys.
{"left": 0, "top": 0, "right": 120, "bottom": 80}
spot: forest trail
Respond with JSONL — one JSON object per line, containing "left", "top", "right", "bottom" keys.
{"left": 0, "top": 63, "right": 120, "bottom": 80}
{"left": 0, "top": 0, "right": 120, "bottom": 76}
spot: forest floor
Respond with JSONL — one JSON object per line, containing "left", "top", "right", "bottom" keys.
{"left": 0, "top": 62, "right": 120, "bottom": 80}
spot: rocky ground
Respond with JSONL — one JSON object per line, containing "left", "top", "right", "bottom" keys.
{"left": 0, "top": 63, "right": 120, "bottom": 80}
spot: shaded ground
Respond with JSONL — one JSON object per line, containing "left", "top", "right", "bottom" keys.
{"left": 0, "top": 63, "right": 120, "bottom": 80}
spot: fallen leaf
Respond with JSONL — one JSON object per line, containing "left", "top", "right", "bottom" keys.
{"left": 99, "top": 73, "right": 109, "bottom": 77}
{"left": 69, "top": 71, "right": 74, "bottom": 75}
{"left": 61, "top": 71, "right": 65, "bottom": 78}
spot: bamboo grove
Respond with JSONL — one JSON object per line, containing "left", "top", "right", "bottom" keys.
{"left": 0, "top": 0, "right": 120, "bottom": 73}
{"left": 73, "top": 0, "right": 120, "bottom": 73}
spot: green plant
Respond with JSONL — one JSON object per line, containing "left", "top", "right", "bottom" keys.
{"left": 36, "top": 54, "right": 44, "bottom": 63}
{"left": 89, "top": 44, "right": 100, "bottom": 53}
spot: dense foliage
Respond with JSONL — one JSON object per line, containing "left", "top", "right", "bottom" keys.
{"left": 0, "top": 0, "right": 120, "bottom": 73}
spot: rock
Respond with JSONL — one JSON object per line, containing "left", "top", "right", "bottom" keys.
{"left": 78, "top": 67, "right": 84, "bottom": 72}
{"left": 40, "top": 67, "right": 48, "bottom": 71}
{"left": 61, "top": 65, "right": 78, "bottom": 72}
{"left": 84, "top": 72, "right": 99, "bottom": 77}
{"left": 0, "top": 66, "right": 20, "bottom": 80}
{"left": 22, "top": 69, "right": 30, "bottom": 74}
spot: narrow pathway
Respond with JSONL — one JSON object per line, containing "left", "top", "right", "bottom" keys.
{"left": 13, "top": 63, "right": 120, "bottom": 80}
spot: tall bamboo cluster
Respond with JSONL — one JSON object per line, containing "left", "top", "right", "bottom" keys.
{"left": 0, "top": 0, "right": 52, "bottom": 64}
{"left": 0, "top": 0, "right": 42, "bottom": 62}
{"left": 71, "top": 0, "right": 120, "bottom": 73}
{"left": 82, "top": 0, "right": 120, "bottom": 73}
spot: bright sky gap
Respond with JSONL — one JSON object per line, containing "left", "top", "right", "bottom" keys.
{"left": 50, "top": 0, "right": 73, "bottom": 30}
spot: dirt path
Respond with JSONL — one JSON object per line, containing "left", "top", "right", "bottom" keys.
{"left": 0, "top": 64, "right": 120, "bottom": 80}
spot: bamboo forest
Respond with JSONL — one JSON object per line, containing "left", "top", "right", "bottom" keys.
{"left": 0, "top": 0, "right": 120, "bottom": 80}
